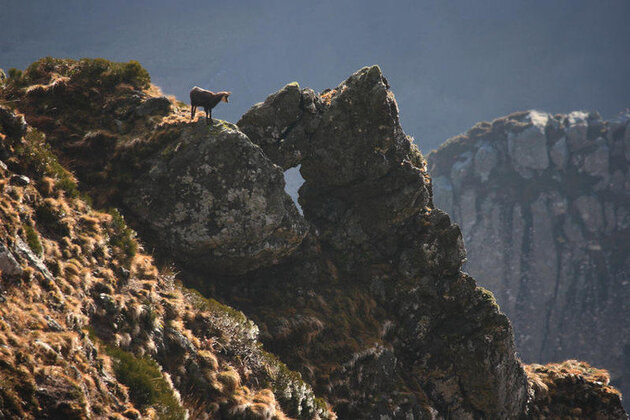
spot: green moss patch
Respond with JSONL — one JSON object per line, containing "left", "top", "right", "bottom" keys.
{"left": 9, "top": 129, "right": 79, "bottom": 197}
{"left": 23, "top": 223, "right": 43, "bottom": 256}
{"left": 92, "top": 338, "right": 186, "bottom": 420}
{"left": 22, "top": 57, "right": 150, "bottom": 91}
{"left": 107, "top": 208, "right": 138, "bottom": 259}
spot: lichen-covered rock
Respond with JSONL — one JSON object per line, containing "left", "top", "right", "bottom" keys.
{"left": 13, "top": 236, "right": 55, "bottom": 283}
{"left": 429, "top": 109, "right": 630, "bottom": 412}
{"left": 301, "top": 67, "right": 411, "bottom": 187}
{"left": 0, "top": 59, "right": 308, "bottom": 277}
{"left": 231, "top": 66, "right": 530, "bottom": 418}
{"left": 0, "top": 243, "right": 22, "bottom": 277}
{"left": 237, "top": 82, "right": 309, "bottom": 169}
{"left": 123, "top": 120, "right": 307, "bottom": 275}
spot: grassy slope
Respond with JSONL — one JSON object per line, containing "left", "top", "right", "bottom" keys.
{"left": 0, "top": 59, "right": 333, "bottom": 419}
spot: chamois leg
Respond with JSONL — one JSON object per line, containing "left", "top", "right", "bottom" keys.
{"left": 205, "top": 107, "right": 213, "bottom": 124}
{"left": 191, "top": 105, "right": 196, "bottom": 120}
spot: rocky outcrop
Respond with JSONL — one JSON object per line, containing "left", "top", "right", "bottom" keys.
{"left": 122, "top": 120, "right": 307, "bottom": 275}
{"left": 2, "top": 58, "right": 626, "bottom": 418}
{"left": 236, "top": 66, "right": 528, "bottom": 418}
{"left": 0, "top": 105, "right": 332, "bottom": 419}
{"left": 2, "top": 58, "right": 307, "bottom": 276}
{"left": 238, "top": 81, "right": 309, "bottom": 170}
{"left": 429, "top": 109, "right": 630, "bottom": 409}
{"left": 526, "top": 360, "right": 626, "bottom": 418}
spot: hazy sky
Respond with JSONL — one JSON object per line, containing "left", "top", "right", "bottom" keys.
{"left": 1, "top": 0, "right": 629, "bottom": 151}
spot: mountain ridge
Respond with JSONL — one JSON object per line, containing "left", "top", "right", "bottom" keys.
{"left": 0, "top": 57, "right": 626, "bottom": 419}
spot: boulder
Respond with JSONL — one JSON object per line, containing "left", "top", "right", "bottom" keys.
{"left": 9, "top": 174, "right": 30, "bottom": 186}
{"left": 123, "top": 121, "right": 307, "bottom": 275}
{"left": 0, "top": 243, "right": 22, "bottom": 277}
{"left": 237, "top": 66, "right": 527, "bottom": 418}
{"left": 13, "top": 237, "right": 55, "bottom": 283}
{"left": 237, "top": 82, "right": 306, "bottom": 169}
{"left": 299, "top": 66, "right": 412, "bottom": 189}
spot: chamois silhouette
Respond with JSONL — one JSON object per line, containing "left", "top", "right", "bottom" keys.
{"left": 190, "top": 86, "right": 231, "bottom": 124}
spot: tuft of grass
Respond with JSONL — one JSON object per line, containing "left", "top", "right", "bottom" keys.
{"left": 183, "top": 287, "right": 251, "bottom": 329}
{"left": 35, "top": 201, "right": 70, "bottom": 237}
{"left": 7, "top": 68, "right": 23, "bottom": 83}
{"left": 22, "top": 57, "right": 68, "bottom": 83}
{"left": 23, "top": 223, "right": 43, "bottom": 256}
{"left": 108, "top": 208, "right": 137, "bottom": 258}
{"left": 17, "top": 57, "right": 150, "bottom": 91}
{"left": 104, "top": 345, "right": 186, "bottom": 419}
{"left": 13, "top": 129, "right": 79, "bottom": 197}
{"left": 69, "top": 58, "right": 151, "bottom": 91}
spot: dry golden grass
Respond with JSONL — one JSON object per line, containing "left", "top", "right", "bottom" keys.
{"left": 524, "top": 360, "right": 623, "bottom": 418}
{"left": 320, "top": 89, "right": 337, "bottom": 105}
{"left": 0, "top": 60, "right": 335, "bottom": 420}
{"left": 39, "top": 176, "right": 56, "bottom": 196}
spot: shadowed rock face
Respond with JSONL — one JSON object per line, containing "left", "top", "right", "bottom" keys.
{"left": 239, "top": 67, "right": 433, "bottom": 272}
{"left": 428, "top": 109, "right": 630, "bottom": 409}
{"left": 3, "top": 58, "right": 626, "bottom": 419}
{"left": 238, "top": 66, "right": 529, "bottom": 418}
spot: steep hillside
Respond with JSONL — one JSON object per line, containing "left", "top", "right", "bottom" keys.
{"left": 428, "top": 109, "right": 630, "bottom": 410}
{"left": 0, "top": 66, "right": 331, "bottom": 419}
{"left": 1, "top": 58, "right": 626, "bottom": 419}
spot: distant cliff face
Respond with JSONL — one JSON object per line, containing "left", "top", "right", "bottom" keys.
{"left": 428, "top": 109, "right": 630, "bottom": 408}
{"left": 1, "top": 58, "right": 627, "bottom": 419}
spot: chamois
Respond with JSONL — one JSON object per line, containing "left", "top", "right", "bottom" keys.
{"left": 190, "top": 86, "right": 231, "bottom": 124}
